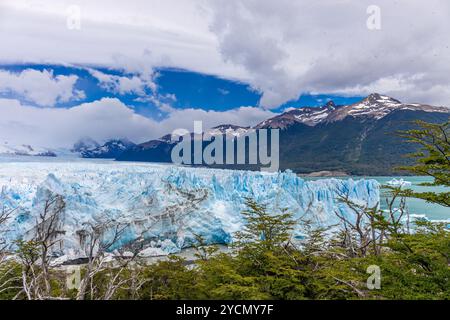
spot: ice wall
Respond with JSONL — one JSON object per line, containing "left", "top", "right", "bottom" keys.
{"left": 0, "top": 161, "right": 380, "bottom": 257}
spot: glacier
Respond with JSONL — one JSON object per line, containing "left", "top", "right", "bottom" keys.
{"left": 0, "top": 159, "right": 380, "bottom": 258}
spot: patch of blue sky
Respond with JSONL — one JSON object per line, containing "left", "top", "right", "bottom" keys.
{"left": 0, "top": 63, "right": 363, "bottom": 117}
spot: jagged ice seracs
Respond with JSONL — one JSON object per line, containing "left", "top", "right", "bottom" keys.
{"left": 0, "top": 160, "right": 380, "bottom": 258}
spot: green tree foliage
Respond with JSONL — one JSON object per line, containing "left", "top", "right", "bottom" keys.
{"left": 138, "top": 256, "right": 201, "bottom": 300}
{"left": 398, "top": 119, "right": 450, "bottom": 206}
{"left": 193, "top": 198, "right": 308, "bottom": 300}
{"left": 0, "top": 261, "right": 22, "bottom": 299}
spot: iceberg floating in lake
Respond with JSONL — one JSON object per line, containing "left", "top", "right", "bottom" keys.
{"left": 0, "top": 161, "right": 380, "bottom": 256}
{"left": 386, "top": 178, "right": 412, "bottom": 187}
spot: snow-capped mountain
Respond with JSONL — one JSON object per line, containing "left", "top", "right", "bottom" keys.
{"left": 4, "top": 93, "right": 447, "bottom": 175}
{"left": 327, "top": 93, "right": 447, "bottom": 122}
{"left": 71, "top": 137, "right": 100, "bottom": 153}
{"left": 117, "top": 93, "right": 449, "bottom": 175}
{"left": 257, "top": 94, "right": 448, "bottom": 129}
{"left": 206, "top": 124, "right": 251, "bottom": 137}
{"left": 256, "top": 101, "right": 339, "bottom": 129}
{"left": 81, "top": 139, "right": 136, "bottom": 159}
{"left": 0, "top": 138, "right": 135, "bottom": 159}
{"left": 0, "top": 142, "right": 57, "bottom": 157}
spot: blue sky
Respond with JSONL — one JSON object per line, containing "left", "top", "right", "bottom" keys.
{"left": 0, "top": 62, "right": 365, "bottom": 147}
{"left": 0, "top": 64, "right": 363, "bottom": 118}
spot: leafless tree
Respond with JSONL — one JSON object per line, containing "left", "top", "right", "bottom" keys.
{"left": 35, "top": 194, "right": 66, "bottom": 295}
{"left": 15, "top": 193, "right": 66, "bottom": 300}
{"left": 76, "top": 219, "right": 144, "bottom": 300}
{"left": 0, "top": 209, "right": 13, "bottom": 257}
{"left": 334, "top": 185, "right": 409, "bottom": 258}
{"left": 383, "top": 186, "right": 411, "bottom": 235}
{"left": 0, "top": 196, "right": 22, "bottom": 297}
{"left": 101, "top": 249, "right": 147, "bottom": 300}
{"left": 0, "top": 189, "right": 17, "bottom": 256}
{"left": 334, "top": 190, "right": 381, "bottom": 257}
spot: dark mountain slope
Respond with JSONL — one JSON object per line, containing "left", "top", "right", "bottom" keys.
{"left": 278, "top": 109, "right": 448, "bottom": 175}
{"left": 115, "top": 94, "right": 449, "bottom": 175}
{"left": 81, "top": 139, "right": 136, "bottom": 159}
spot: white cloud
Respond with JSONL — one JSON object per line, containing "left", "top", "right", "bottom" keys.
{"left": 1, "top": 1, "right": 449, "bottom": 107}
{"left": 160, "top": 106, "right": 275, "bottom": 132}
{"left": 0, "top": 69, "right": 85, "bottom": 106}
{"left": 0, "top": 98, "right": 276, "bottom": 147}
{"left": 218, "top": 88, "right": 230, "bottom": 95}
{"left": 87, "top": 67, "right": 178, "bottom": 113}
{"left": 283, "top": 107, "right": 296, "bottom": 113}
{"left": 0, "top": 0, "right": 247, "bottom": 81}
{"left": 0, "top": 98, "right": 155, "bottom": 147}
{"left": 87, "top": 68, "right": 157, "bottom": 95}
{"left": 208, "top": 0, "right": 450, "bottom": 107}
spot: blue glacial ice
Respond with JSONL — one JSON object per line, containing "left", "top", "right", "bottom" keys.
{"left": 0, "top": 161, "right": 380, "bottom": 257}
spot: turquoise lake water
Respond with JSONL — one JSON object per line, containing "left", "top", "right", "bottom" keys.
{"left": 308, "top": 176, "right": 449, "bottom": 221}
{"left": 374, "top": 176, "right": 449, "bottom": 221}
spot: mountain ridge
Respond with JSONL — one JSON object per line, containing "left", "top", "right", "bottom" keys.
{"left": 256, "top": 93, "right": 448, "bottom": 129}
{"left": 117, "top": 93, "right": 449, "bottom": 175}
{"left": 80, "top": 139, "right": 136, "bottom": 159}
{"left": 2, "top": 93, "right": 448, "bottom": 176}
